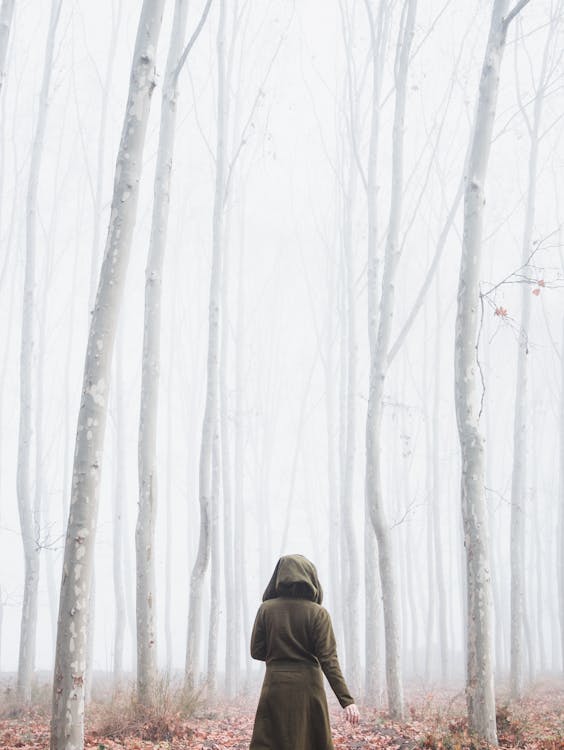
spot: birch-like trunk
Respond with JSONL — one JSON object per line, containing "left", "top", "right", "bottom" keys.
{"left": 186, "top": 0, "right": 226, "bottom": 691}
{"left": 112, "top": 345, "right": 126, "bottom": 685}
{"left": 234, "top": 233, "right": 250, "bottom": 689}
{"left": 50, "top": 1, "right": 165, "bottom": 746}
{"left": 365, "top": 0, "right": 416, "bottom": 719}
{"left": 220, "top": 237, "right": 236, "bottom": 696}
{"left": 136, "top": 0, "right": 189, "bottom": 707}
{"left": 17, "top": 0, "right": 62, "bottom": 704}
{"left": 361, "top": 0, "right": 387, "bottom": 702}
{"left": 433, "top": 275, "right": 448, "bottom": 680}
{"left": 340, "top": 159, "right": 360, "bottom": 690}
{"left": 510, "top": 24, "right": 548, "bottom": 700}
{"left": 325, "top": 261, "right": 341, "bottom": 630}
{"left": 559, "top": 315, "right": 564, "bottom": 671}
{"left": 0, "top": 0, "right": 14, "bottom": 95}
{"left": 207, "top": 428, "right": 220, "bottom": 696}
{"left": 454, "top": 0, "right": 526, "bottom": 742}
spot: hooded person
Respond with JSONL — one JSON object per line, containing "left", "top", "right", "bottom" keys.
{"left": 249, "top": 554, "right": 359, "bottom": 750}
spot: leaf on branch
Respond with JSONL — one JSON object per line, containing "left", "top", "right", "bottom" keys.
{"left": 537, "top": 279, "right": 545, "bottom": 287}
{"left": 494, "top": 306, "right": 508, "bottom": 317}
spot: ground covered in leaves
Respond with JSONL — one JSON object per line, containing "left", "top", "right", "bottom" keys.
{"left": 1, "top": 682, "right": 563, "bottom": 749}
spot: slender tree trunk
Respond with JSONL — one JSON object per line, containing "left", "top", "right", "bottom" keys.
{"left": 559, "top": 315, "right": 564, "bottom": 670}
{"left": 165, "top": 363, "right": 173, "bottom": 676}
{"left": 454, "top": 0, "right": 528, "bottom": 741}
{"left": 364, "top": 522, "right": 380, "bottom": 701}
{"left": 136, "top": 0, "right": 189, "bottom": 707}
{"left": 112, "top": 344, "right": 126, "bottom": 685}
{"left": 510, "top": 25, "right": 547, "bottom": 700}
{"left": 234, "top": 231, "right": 250, "bottom": 689}
{"left": 433, "top": 275, "right": 448, "bottom": 680}
{"left": 220, "top": 233, "right": 236, "bottom": 697}
{"left": 340, "top": 155, "right": 360, "bottom": 691}
{"left": 207, "top": 427, "right": 220, "bottom": 697}
{"left": 365, "top": 0, "right": 416, "bottom": 719}
{"left": 324, "top": 245, "right": 341, "bottom": 629}
{"left": 17, "top": 0, "right": 62, "bottom": 704}
{"left": 186, "top": 0, "right": 226, "bottom": 691}
{"left": 50, "top": 2, "right": 166, "bottom": 746}
{"left": 0, "top": 0, "right": 15, "bottom": 95}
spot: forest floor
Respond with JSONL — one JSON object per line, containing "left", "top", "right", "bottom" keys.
{"left": 0, "top": 680, "right": 563, "bottom": 750}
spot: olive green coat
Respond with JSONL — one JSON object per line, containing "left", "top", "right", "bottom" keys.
{"left": 249, "top": 555, "right": 354, "bottom": 750}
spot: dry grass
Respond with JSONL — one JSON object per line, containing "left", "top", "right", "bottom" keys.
{"left": 90, "top": 676, "right": 202, "bottom": 742}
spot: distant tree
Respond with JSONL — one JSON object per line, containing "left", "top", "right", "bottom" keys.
{"left": 185, "top": 0, "right": 227, "bottom": 692}
{"left": 556, "top": 316, "right": 564, "bottom": 672}
{"left": 509, "top": 5, "right": 561, "bottom": 699}
{"left": 364, "top": 0, "right": 417, "bottom": 720}
{"left": 50, "top": 0, "right": 166, "bottom": 746}
{"left": 0, "top": 0, "right": 14, "bottom": 95}
{"left": 16, "top": 0, "right": 62, "bottom": 704}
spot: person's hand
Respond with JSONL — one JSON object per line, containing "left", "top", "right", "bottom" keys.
{"left": 344, "top": 703, "right": 360, "bottom": 725}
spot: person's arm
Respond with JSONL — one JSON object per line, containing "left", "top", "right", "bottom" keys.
{"left": 312, "top": 607, "right": 355, "bottom": 708}
{"left": 250, "top": 606, "right": 267, "bottom": 661}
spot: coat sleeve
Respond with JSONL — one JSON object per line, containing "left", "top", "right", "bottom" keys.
{"left": 250, "top": 606, "right": 267, "bottom": 661}
{"left": 312, "top": 607, "right": 354, "bottom": 708}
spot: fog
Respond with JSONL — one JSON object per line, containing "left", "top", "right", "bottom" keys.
{"left": 0, "top": 0, "right": 563, "bottom": 738}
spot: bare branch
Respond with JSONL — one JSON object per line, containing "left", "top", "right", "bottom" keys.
{"left": 172, "top": 0, "right": 214, "bottom": 82}
{"left": 503, "top": 0, "right": 532, "bottom": 31}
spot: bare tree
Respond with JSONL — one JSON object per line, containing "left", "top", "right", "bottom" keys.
{"left": 556, "top": 316, "right": 564, "bottom": 670}
{"left": 185, "top": 0, "right": 226, "bottom": 692}
{"left": 50, "top": 0, "right": 166, "bottom": 746}
{"left": 454, "top": 0, "right": 530, "bottom": 742}
{"left": 0, "top": 0, "right": 14, "bottom": 96}
{"left": 509, "top": 8, "right": 561, "bottom": 699}
{"left": 364, "top": 0, "right": 417, "bottom": 720}
{"left": 16, "top": 0, "right": 62, "bottom": 704}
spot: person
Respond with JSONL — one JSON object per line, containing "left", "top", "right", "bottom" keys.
{"left": 249, "top": 554, "right": 360, "bottom": 750}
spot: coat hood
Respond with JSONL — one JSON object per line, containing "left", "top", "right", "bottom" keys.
{"left": 262, "top": 554, "right": 323, "bottom": 604}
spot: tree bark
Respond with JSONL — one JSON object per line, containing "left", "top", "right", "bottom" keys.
{"left": 50, "top": 1, "right": 166, "bottom": 746}
{"left": 453, "top": 0, "right": 528, "bottom": 741}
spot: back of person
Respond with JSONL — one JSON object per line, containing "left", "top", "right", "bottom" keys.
{"left": 249, "top": 555, "right": 359, "bottom": 750}
{"left": 252, "top": 596, "right": 320, "bottom": 666}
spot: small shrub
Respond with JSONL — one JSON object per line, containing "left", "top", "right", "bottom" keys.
{"left": 90, "top": 675, "right": 200, "bottom": 742}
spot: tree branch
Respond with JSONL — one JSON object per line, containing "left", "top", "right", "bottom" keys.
{"left": 172, "top": 0, "right": 214, "bottom": 83}
{"left": 502, "top": 0, "right": 531, "bottom": 31}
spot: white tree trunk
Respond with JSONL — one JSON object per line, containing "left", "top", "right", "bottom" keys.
{"left": 207, "top": 428, "right": 220, "bottom": 696}
{"left": 510, "top": 23, "right": 549, "bottom": 700}
{"left": 50, "top": 1, "right": 165, "bottom": 746}
{"left": 136, "top": 0, "right": 190, "bottom": 706}
{"left": 0, "top": 0, "right": 14, "bottom": 95}
{"left": 112, "top": 345, "right": 126, "bottom": 685}
{"left": 365, "top": 0, "right": 416, "bottom": 719}
{"left": 234, "top": 232, "right": 250, "bottom": 689}
{"left": 220, "top": 236, "right": 236, "bottom": 697}
{"left": 454, "top": 0, "right": 527, "bottom": 742}
{"left": 186, "top": 0, "right": 226, "bottom": 691}
{"left": 433, "top": 276, "right": 448, "bottom": 680}
{"left": 17, "top": 0, "right": 62, "bottom": 704}
{"left": 340, "top": 156, "right": 360, "bottom": 691}
{"left": 560, "top": 315, "right": 564, "bottom": 671}
{"left": 362, "top": 0, "right": 387, "bottom": 708}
